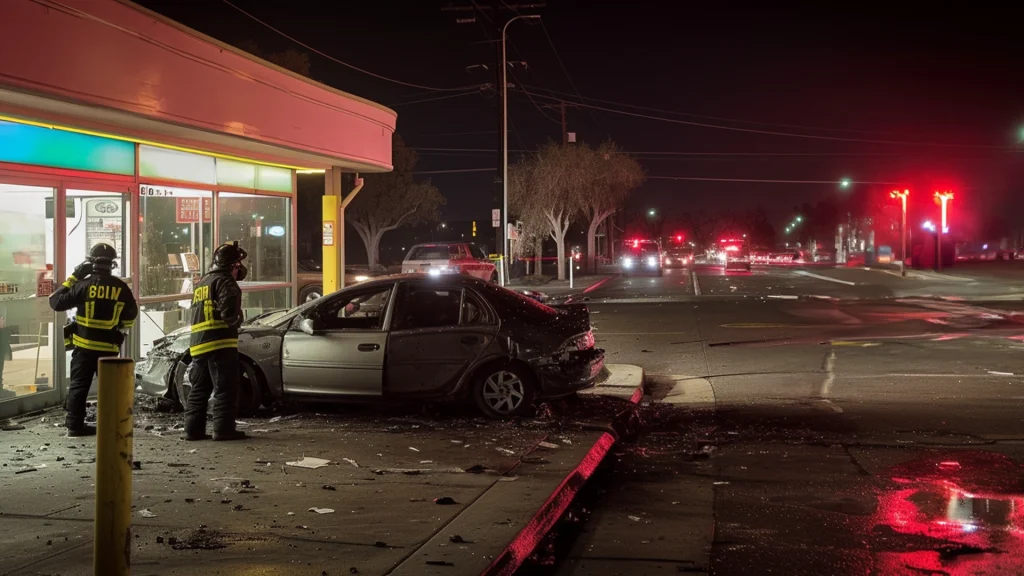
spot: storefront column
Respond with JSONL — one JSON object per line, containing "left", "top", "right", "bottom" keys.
{"left": 322, "top": 167, "right": 344, "bottom": 294}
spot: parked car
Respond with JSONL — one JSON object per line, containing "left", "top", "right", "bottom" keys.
{"left": 135, "top": 275, "right": 603, "bottom": 419}
{"left": 402, "top": 242, "right": 497, "bottom": 283}
{"left": 662, "top": 247, "right": 693, "bottom": 268}
{"left": 297, "top": 259, "right": 377, "bottom": 303}
{"left": 621, "top": 240, "right": 663, "bottom": 276}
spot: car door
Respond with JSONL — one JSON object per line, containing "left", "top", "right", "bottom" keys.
{"left": 385, "top": 281, "right": 497, "bottom": 397}
{"left": 281, "top": 283, "right": 394, "bottom": 397}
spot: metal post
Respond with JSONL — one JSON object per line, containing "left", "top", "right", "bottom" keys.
{"left": 568, "top": 256, "right": 574, "bottom": 289}
{"left": 498, "top": 256, "right": 505, "bottom": 287}
{"left": 900, "top": 196, "right": 907, "bottom": 276}
{"left": 501, "top": 14, "right": 540, "bottom": 277}
{"left": 94, "top": 357, "right": 135, "bottom": 576}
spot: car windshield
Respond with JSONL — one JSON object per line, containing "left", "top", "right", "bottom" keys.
{"left": 246, "top": 309, "right": 290, "bottom": 326}
{"left": 407, "top": 245, "right": 453, "bottom": 261}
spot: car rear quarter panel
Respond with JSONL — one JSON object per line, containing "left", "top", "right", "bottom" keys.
{"left": 238, "top": 328, "right": 286, "bottom": 397}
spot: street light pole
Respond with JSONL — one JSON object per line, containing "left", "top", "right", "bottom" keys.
{"left": 502, "top": 14, "right": 540, "bottom": 284}
{"left": 934, "top": 191, "right": 953, "bottom": 272}
{"left": 891, "top": 190, "right": 909, "bottom": 277}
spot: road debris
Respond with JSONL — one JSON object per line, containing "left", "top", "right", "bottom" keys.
{"left": 449, "top": 534, "right": 471, "bottom": 544}
{"left": 496, "top": 447, "right": 516, "bottom": 455}
{"left": 628, "top": 515, "right": 642, "bottom": 522}
{"left": 139, "top": 509, "right": 157, "bottom": 518}
{"left": 15, "top": 467, "right": 36, "bottom": 474}
{"left": 170, "top": 528, "right": 224, "bottom": 550}
{"left": 132, "top": 461, "right": 142, "bottom": 470}
{"left": 286, "top": 457, "right": 330, "bottom": 469}
{"left": 409, "top": 447, "right": 420, "bottom": 452}
{"left": 342, "top": 458, "right": 360, "bottom": 468}
{"left": 498, "top": 476, "right": 520, "bottom": 482}
{"left": 434, "top": 496, "right": 457, "bottom": 505}
{"left": 268, "top": 414, "right": 299, "bottom": 423}
{"left": 426, "top": 561, "right": 455, "bottom": 567}
{"left": 464, "top": 464, "right": 487, "bottom": 474}
{"left": 322, "top": 484, "right": 336, "bottom": 491}
{"left": 537, "top": 441, "right": 560, "bottom": 449}
{"left": 308, "top": 507, "right": 335, "bottom": 514}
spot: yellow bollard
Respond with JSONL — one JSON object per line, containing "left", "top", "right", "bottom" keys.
{"left": 94, "top": 357, "right": 135, "bottom": 576}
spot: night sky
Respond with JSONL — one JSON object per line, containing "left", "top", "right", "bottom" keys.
{"left": 137, "top": 0, "right": 1024, "bottom": 234}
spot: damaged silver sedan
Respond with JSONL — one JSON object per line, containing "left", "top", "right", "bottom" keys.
{"left": 135, "top": 274, "right": 604, "bottom": 418}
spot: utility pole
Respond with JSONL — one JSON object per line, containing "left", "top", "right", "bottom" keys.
{"left": 541, "top": 100, "right": 577, "bottom": 144}
{"left": 443, "top": 1, "right": 545, "bottom": 270}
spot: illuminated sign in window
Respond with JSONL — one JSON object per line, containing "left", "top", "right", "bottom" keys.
{"left": 0, "top": 120, "right": 135, "bottom": 175}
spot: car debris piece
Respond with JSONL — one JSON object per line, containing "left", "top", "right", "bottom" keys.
{"left": 269, "top": 414, "right": 299, "bottom": 423}
{"left": 449, "top": 534, "right": 470, "bottom": 544}
{"left": 434, "top": 497, "right": 457, "bottom": 505}
{"left": 408, "top": 447, "right": 420, "bottom": 452}
{"left": 537, "top": 441, "right": 559, "bottom": 449}
{"left": 15, "top": 467, "right": 37, "bottom": 474}
{"left": 322, "top": 485, "right": 336, "bottom": 491}
{"left": 628, "top": 515, "right": 642, "bottom": 522}
{"left": 496, "top": 447, "right": 516, "bottom": 456}
{"left": 308, "top": 507, "right": 335, "bottom": 514}
{"left": 286, "top": 457, "right": 330, "bottom": 469}
{"left": 342, "top": 458, "right": 359, "bottom": 468}
{"left": 464, "top": 465, "right": 487, "bottom": 474}
{"left": 132, "top": 461, "right": 142, "bottom": 470}
{"left": 139, "top": 509, "right": 157, "bottom": 518}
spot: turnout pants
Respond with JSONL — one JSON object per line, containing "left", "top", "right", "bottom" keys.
{"left": 184, "top": 348, "right": 240, "bottom": 437}
{"left": 66, "top": 349, "right": 116, "bottom": 430}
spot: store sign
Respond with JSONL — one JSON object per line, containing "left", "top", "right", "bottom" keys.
{"left": 175, "top": 198, "right": 212, "bottom": 223}
{"left": 0, "top": 120, "right": 135, "bottom": 176}
{"left": 267, "top": 225, "right": 285, "bottom": 237}
{"left": 323, "top": 221, "right": 335, "bottom": 246}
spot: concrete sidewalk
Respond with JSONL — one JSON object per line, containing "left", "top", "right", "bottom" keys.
{"left": 506, "top": 275, "right": 616, "bottom": 299}
{"left": 1, "top": 365, "right": 643, "bottom": 576}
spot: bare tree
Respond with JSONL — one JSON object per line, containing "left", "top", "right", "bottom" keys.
{"left": 509, "top": 144, "right": 589, "bottom": 280}
{"left": 580, "top": 142, "right": 645, "bottom": 273}
{"left": 347, "top": 135, "right": 445, "bottom": 270}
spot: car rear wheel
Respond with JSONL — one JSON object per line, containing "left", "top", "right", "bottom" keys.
{"left": 489, "top": 272, "right": 499, "bottom": 284}
{"left": 472, "top": 362, "right": 537, "bottom": 419}
{"left": 299, "top": 284, "right": 323, "bottom": 303}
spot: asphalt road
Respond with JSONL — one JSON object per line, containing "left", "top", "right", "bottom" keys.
{"left": 536, "top": 264, "right": 1024, "bottom": 576}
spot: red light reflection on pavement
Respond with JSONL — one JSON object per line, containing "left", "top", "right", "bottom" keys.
{"left": 871, "top": 452, "right": 1024, "bottom": 574}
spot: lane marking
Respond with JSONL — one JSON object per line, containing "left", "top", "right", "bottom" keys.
{"left": 692, "top": 270, "right": 702, "bottom": 296}
{"left": 793, "top": 270, "right": 857, "bottom": 286}
{"left": 819, "top": 349, "right": 836, "bottom": 396}
{"left": 720, "top": 323, "right": 821, "bottom": 328}
{"left": 820, "top": 399, "right": 844, "bottom": 413}
{"left": 767, "top": 294, "right": 799, "bottom": 300}
{"left": 988, "top": 370, "right": 1015, "bottom": 376}
{"left": 829, "top": 341, "right": 881, "bottom": 347}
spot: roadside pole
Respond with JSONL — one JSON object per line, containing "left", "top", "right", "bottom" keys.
{"left": 94, "top": 357, "right": 135, "bottom": 576}
{"left": 568, "top": 256, "right": 574, "bottom": 289}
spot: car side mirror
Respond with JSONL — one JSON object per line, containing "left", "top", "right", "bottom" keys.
{"left": 298, "top": 317, "right": 316, "bottom": 335}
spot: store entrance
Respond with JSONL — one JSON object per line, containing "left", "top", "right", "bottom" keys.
{"left": 0, "top": 182, "right": 61, "bottom": 413}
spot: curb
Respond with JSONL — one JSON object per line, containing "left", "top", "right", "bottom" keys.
{"left": 482, "top": 365, "right": 644, "bottom": 576}
{"left": 386, "top": 365, "right": 644, "bottom": 576}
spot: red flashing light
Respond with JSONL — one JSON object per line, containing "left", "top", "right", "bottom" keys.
{"left": 724, "top": 245, "right": 740, "bottom": 252}
{"left": 632, "top": 240, "right": 639, "bottom": 248}
{"left": 675, "top": 234, "right": 683, "bottom": 242}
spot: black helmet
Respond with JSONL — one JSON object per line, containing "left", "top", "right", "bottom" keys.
{"left": 213, "top": 241, "right": 247, "bottom": 267}
{"left": 89, "top": 243, "right": 118, "bottom": 273}
{"left": 89, "top": 243, "right": 117, "bottom": 261}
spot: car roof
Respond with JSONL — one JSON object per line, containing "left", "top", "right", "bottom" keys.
{"left": 408, "top": 242, "right": 469, "bottom": 248}
{"left": 343, "top": 273, "right": 489, "bottom": 291}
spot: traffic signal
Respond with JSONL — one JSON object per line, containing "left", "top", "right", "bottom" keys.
{"left": 472, "top": 221, "right": 477, "bottom": 237}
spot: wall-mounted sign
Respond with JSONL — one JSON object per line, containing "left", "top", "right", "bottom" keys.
{"left": 323, "top": 221, "right": 335, "bottom": 246}
{"left": 175, "top": 197, "right": 212, "bottom": 223}
{"left": 141, "top": 185, "right": 175, "bottom": 197}
{"left": 267, "top": 225, "right": 285, "bottom": 237}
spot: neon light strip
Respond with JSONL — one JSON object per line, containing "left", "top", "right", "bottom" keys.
{"left": 0, "top": 114, "right": 314, "bottom": 171}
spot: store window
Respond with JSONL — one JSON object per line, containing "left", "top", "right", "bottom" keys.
{"left": 66, "top": 190, "right": 130, "bottom": 281}
{"left": 0, "top": 183, "right": 58, "bottom": 401}
{"left": 140, "top": 185, "right": 213, "bottom": 297}
{"left": 218, "top": 193, "right": 289, "bottom": 284}
{"left": 241, "top": 289, "right": 292, "bottom": 319}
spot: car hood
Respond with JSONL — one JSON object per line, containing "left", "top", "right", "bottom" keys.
{"left": 151, "top": 319, "right": 284, "bottom": 355}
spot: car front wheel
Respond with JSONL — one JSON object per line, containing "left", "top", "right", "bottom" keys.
{"left": 472, "top": 362, "right": 537, "bottom": 419}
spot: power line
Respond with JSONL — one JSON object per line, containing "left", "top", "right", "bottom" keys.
{"left": 413, "top": 168, "right": 495, "bottom": 174}
{"left": 648, "top": 176, "right": 906, "bottom": 185}
{"left": 520, "top": 89, "right": 1016, "bottom": 149}
{"left": 388, "top": 90, "right": 485, "bottom": 107}
{"left": 221, "top": 0, "right": 480, "bottom": 93}
{"left": 538, "top": 21, "right": 609, "bottom": 138}
{"left": 521, "top": 84, "right": 933, "bottom": 139}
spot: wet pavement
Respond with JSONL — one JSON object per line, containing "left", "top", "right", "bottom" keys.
{"left": 525, "top": 265, "right": 1024, "bottom": 576}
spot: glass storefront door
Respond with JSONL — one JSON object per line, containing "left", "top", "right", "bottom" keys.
{"left": 0, "top": 182, "right": 61, "bottom": 415}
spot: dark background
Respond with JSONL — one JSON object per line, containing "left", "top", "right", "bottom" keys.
{"left": 137, "top": 0, "right": 1024, "bottom": 258}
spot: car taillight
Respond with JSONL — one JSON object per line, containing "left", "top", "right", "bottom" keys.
{"left": 560, "top": 331, "right": 595, "bottom": 353}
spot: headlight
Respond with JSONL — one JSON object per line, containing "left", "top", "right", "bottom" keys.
{"left": 622, "top": 257, "right": 634, "bottom": 268}
{"left": 427, "top": 268, "right": 442, "bottom": 276}
{"left": 646, "top": 257, "right": 657, "bottom": 267}
{"left": 354, "top": 275, "right": 369, "bottom": 282}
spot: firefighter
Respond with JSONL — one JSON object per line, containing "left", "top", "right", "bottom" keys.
{"left": 49, "top": 244, "right": 138, "bottom": 437}
{"left": 184, "top": 241, "right": 248, "bottom": 441}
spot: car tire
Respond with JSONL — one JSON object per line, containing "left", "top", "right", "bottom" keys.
{"left": 472, "top": 361, "right": 537, "bottom": 419}
{"left": 299, "top": 284, "right": 323, "bottom": 303}
{"left": 489, "top": 272, "right": 499, "bottom": 284}
{"left": 175, "top": 356, "right": 265, "bottom": 417}
{"left": 237, "top": 359, "right": 265, "bottom": 417}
